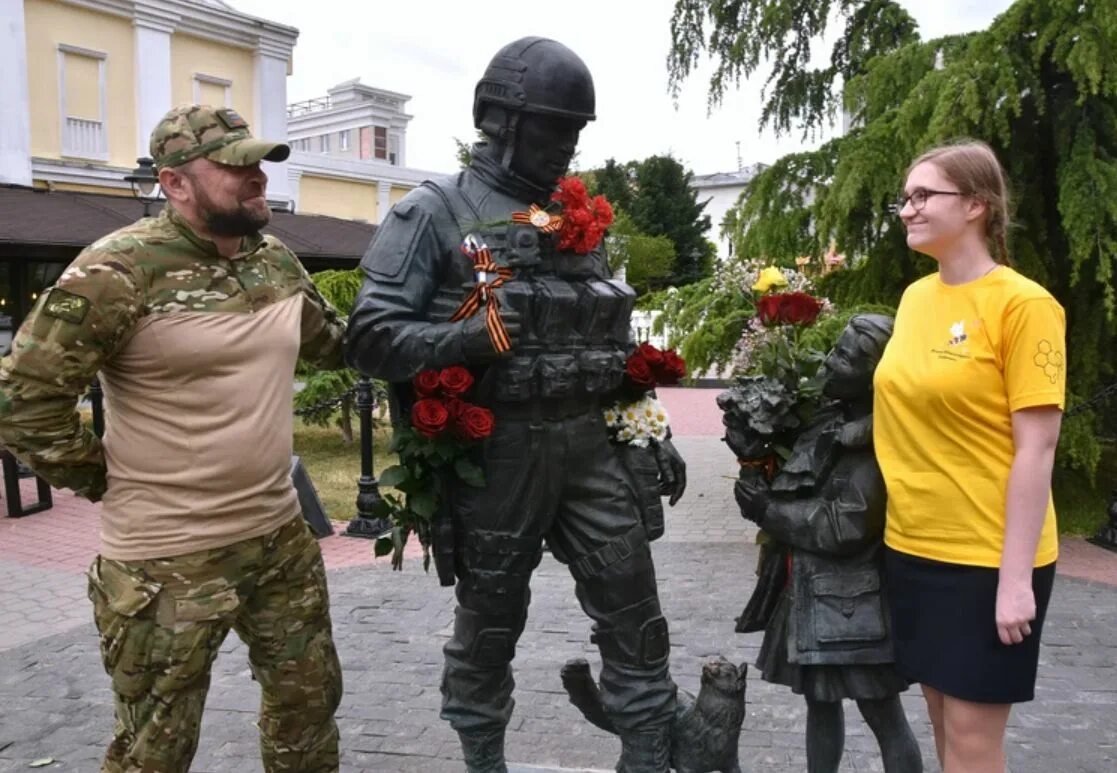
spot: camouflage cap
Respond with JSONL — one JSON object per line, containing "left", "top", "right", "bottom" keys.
{"left": 150, "top": 104, "right": 290, "bottom": 169}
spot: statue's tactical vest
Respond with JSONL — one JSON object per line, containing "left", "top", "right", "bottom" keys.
{"left": 424, "top": 175, "right": 635, "bottom": 405}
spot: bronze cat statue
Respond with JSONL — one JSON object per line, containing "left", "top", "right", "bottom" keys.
{"left": 561, "top": 656, "right": 747, "bottom": 773}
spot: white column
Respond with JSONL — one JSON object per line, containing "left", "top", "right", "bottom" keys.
{"left": 287, "top": 167, "right": 302, "bottom": 213}
{"left": 377, "top": 180, "right": 391, "bottom": 224}
{"left": 0, "top": 0, "right": 33, "bottom": 186}
{"left": 132, "top": 5, "right": 176, "bottom": 159}
{"left": 255, "top": 41, "right": 292, "bottom": 207}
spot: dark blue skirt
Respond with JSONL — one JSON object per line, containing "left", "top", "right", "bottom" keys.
{"left": 884, "top": 546, "right": 1056, "bottom": 704}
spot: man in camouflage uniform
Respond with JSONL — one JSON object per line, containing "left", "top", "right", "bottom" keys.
{"left": 347, "top": 38, "right": 686, "bottom": 772}
{"left": 0, "top": 105, "right": 345, "bottom": 772}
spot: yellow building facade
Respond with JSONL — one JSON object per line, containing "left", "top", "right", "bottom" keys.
{"left": 2, "top": 0, "right": 434, "bottom": 222}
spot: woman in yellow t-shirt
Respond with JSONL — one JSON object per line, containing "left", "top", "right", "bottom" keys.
{"left": 873, "top": 141, "right": 1065, "bottom": 772}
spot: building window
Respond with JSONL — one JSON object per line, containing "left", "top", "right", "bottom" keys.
{"left": 339, "top": 130, "right": 349, "bottom": 151}
{"left": 193, "top": 73, "right": 232, "bottom": 108}
{"left": 320, "top": 134, "right": 331, "bottom": 153}
{"left": 57, "top": 45, "right": 107, "bottom": 161}
{"left": 388, "top": 133, "right": 400, "bottom": 166}
{"left": 374, "top": 126, "right": 387, "bottom": 160}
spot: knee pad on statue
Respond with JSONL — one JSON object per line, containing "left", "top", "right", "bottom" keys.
{"left": 449, "top": 607, "right": 520, "bottom": 668}
{"left": 594, "top": 615, "right": 670, "bottom": 668}
{"left": 471, "top": 628, "right": 516, "bottom": 668}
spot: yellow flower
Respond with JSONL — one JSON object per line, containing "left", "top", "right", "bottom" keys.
{"left": 752, "top": 266, "right": 789, "bottom": 294}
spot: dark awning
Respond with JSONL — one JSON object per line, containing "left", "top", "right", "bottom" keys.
{"left": 0, "top": 185, "right": 376, "bottom": 268}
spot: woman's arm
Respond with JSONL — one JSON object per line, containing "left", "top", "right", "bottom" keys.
{"left": 997, "top": 406, "right": 1062, "bottom": 645}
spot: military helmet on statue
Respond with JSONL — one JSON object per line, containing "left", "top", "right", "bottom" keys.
{"left": 473, "top": 37, "right": 596, "bottom": 139}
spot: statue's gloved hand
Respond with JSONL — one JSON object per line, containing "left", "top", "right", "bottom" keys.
{"left": 460, "top": 308, "right": 522, "bottom": 362}
{"left": 734, "top": 468, "right": 769, "bottom": 524}
{"left": 653, "top": 437, "right": 687, "bottom": 506}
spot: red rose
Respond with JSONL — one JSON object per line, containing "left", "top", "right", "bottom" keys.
{"left": 413, "top": 369, "right": 441, "bottom": 397}
{"left": 411, "top": 398, "right": 450, "bottom": 439}
{"left": 779, "top": 292, "right": 823, "bottom": 326}
{"left": 636, "top": 342, "right": 665, "bottom": 369}
{"left": 658, "top": 350, "right": 687, "bottom": 385}
{"left": 624, "top": 354, "right": 656, "bottom": 390}
{"left": 756, "top": 294, "right": 783, "bottom": 326}
{"left": 439, "top": 365, "right": 474, "bottom": 396}
{"left": 444, "top": 397, "right": 466, "bottom": 420}
{"left": 457, "top": 404, "right": 495, "bottom": 440}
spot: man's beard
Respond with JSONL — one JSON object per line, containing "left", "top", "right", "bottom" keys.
{"left": 196, "top": 188, "right": 269, "bottom": 237}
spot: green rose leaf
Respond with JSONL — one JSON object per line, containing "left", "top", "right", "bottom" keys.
{"left": 377, "top": 465, "right": 409, "bottom": 488}
{"left": 409, "top": 491, "right": 437, "bottom": 519}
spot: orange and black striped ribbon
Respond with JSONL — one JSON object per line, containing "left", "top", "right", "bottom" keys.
{"left": 739, "top": 454, "right": 779, "bottom": 482}
{"left": 511, "top": 204, "right": 563, "bottom": 233}
{"left": 449, "top": 242, "right": 515, "bottom": 353}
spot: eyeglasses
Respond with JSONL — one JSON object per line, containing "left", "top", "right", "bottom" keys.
{"left": 890, "top": 188, "right": 965, "bottom": 214}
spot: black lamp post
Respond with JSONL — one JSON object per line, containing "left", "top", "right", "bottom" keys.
{"left": 124, "top": 157, "right": 161, "bottom": 217}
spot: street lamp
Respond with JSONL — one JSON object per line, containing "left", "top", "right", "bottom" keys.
{"left": 124, "top": 157, "right": 161, "bottom": 217}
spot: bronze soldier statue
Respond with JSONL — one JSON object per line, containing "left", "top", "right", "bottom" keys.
{"left": 732, "top": 315, "right": 923, "bottom": 773}
{"left": 346, "top": 37, "right": 686, "bottom": 773}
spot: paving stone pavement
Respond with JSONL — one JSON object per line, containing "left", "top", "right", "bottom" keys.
{"left": 1, "top": 435, "right": 1116, "bottom": 771}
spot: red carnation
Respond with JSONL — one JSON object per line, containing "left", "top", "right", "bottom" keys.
{"left": 456, "top": 404, "right": 495, "bottom": 440}
{"left": 439, "top": 365, "right": 474, "bottom": 396}
{"left": 413, "top": 369, "right": 441, "bottom": 397}
{"left": 553, "top": 176, "right": 615, "bottom": 255}
{"left": 411, "top": 398, "right": 450, "bottom": 439}
{"left": 624, "top": 354, "right": 656, "bottom": 391}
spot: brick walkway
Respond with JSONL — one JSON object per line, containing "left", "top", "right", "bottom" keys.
{"left": 1, "top": 387, "right": 1115, "bottom": 771}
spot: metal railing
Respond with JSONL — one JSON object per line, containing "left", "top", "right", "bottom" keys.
{"left": 287, "top": 96, "right": 332, "bottom": 118}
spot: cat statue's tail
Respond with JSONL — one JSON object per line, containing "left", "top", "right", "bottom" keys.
{"left": 560, "top": 658, "right": 617, "bottom": 734}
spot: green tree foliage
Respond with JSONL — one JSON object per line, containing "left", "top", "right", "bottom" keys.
{"left": 641, "top": 262, "right": 757, "bottom": 376}
{"left": 668, "top": 0, "right": 918, "bottom": 136}
{"left": 631, "top": 155, "right": 717, "bottom": 285}
{"left": 588, "top": 155, "right": 716, "bottom": 286}
{"left": 297, "top": 268, "right": 365, "bottom": 441}
{"left": 593, "top": 158, "right": 636, "bottom": 212}
{"left": 668, "top": 0, "right": 1117, "bottom": 477}
{"left": 606, "top": 210, "right": 676, "bottom": 294}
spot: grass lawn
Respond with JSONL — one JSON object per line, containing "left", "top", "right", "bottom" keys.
{"left": 292, "top": 419, "right": 397, "bottom": 526}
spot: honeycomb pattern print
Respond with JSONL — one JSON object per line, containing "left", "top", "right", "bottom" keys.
{"left": 1033, "top": 340, "right": 1064, "bottom": 383}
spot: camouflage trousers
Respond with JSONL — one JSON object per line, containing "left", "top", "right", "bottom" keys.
{"left": 86, "top": 516, "right": 342, "bottom": 773}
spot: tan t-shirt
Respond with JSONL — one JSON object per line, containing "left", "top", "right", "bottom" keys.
{"left": 0, "top": 206, "right": 346, "bottom": 560}
{"left": 873, "top": 267, "right": 1065, "bottom": 568}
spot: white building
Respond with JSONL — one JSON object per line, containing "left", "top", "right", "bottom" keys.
{"left": 690, "top": 163, "right": 767, "bottom": 262}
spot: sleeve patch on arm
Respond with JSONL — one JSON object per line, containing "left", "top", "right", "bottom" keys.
{"left": 1032, "top": 339, "right": 1064, "bottom": 384}
{"left": 43, "top": 288, "right": 90, "bottom": 324}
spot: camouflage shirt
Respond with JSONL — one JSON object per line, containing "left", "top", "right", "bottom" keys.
{"left": 0, "top": 207, "right": 345, "bottom": 549}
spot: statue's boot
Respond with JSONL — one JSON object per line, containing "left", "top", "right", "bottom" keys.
{"left": 457, "top": 728, "right": 508, "bottom": 773}
{"left": 615, "top": 725, "right": 672, "bottom": 772}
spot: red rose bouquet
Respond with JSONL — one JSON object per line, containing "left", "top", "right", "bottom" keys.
{"left": 605, "top": 342, "right": 686, "bottom": 448}
{"left": 373, "top": 365, "right": 492, "bottom": 570}
{"left": 622, "top": 342, "right": 687, "bottom": 395}
{"left": 736, "top": 264, "right": 832, "bottom": 405}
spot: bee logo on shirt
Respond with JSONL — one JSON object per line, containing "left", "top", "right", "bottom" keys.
{"left": 948, "top": 321, "right": 968, "bottom": 346}
{"left": 1033, "top": 340, "right": 1064, "bottom": 384}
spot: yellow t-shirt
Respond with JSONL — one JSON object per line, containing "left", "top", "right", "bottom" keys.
{"left": 873, "top": 267, "right": 1066, "bottom": 568}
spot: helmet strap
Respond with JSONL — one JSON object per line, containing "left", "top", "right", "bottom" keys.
{"left": 500, "top": 111, "right": 519, "bottom": 169}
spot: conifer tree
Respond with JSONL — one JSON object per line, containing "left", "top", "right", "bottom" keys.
{"left": 668, "top": 0, "right": 1117, "bottom": 475}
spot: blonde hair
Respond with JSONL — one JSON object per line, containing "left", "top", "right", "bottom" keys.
{"left": 908, "top": 140, "right": 1013, "bottom": 265}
